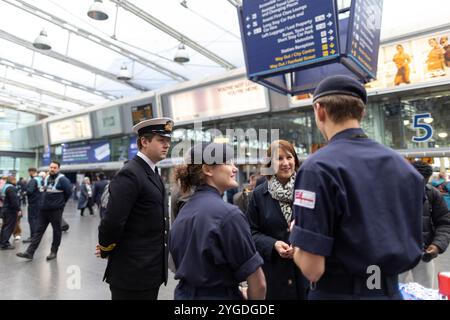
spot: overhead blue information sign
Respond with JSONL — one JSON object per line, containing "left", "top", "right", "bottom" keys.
{"left": 62, "top": 141, "right": 110, "bottom": 164}
{"left": 241, "top": 0, "right": 340, "bottom": 78}
{"left": 347, "top": 0, "right": 383, "bottom": 78}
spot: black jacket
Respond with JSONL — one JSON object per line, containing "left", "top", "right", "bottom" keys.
{"left": 98, "top": 155, "right": 169, "bottom": 290}
{"left": 2, "top": 184, "right": 20, "bottom": 213}
{"left": 26, "top": 177, "right": 42, "bottom": 206}
{"left": 41, "top": 174, "right": 72, "bottom": 210}
{"left": 423, "top": 185, "right": 450, "bottom": 253}
{"left": 247, "top": 181, "right": 306, "bottom": 300}
{"left": 93, "top": 179, "right": 109, "bottom": 206}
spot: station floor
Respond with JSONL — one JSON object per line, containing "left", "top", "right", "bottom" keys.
{"left": 1, "top": 199, "right": 449, "bottom": 300}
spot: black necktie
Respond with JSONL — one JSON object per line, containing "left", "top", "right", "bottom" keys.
{"left": 154, "top": 166, "right": 159, "bottom": 176}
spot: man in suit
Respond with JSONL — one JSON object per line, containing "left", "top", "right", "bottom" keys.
{"left": 97, "top": 117, "right": 173, "bottom": 300}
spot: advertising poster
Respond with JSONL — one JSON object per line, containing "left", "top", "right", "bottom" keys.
{"left": 62, "top": 141, "right": 110, "bottom": 164}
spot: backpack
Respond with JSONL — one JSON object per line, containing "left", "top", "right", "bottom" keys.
{"left": 100, "top": 182, "right": 110, "bottom": 209}
{"left": 1, "top": 183, "right": 14, "bottom": 201}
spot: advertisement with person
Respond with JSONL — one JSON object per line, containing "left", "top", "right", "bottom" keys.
{"left": 291, "top": 29, "right": 450, "bottom": 104}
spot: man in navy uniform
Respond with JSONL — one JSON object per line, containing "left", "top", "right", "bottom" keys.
{"left": 1, "top": 175, "right": 21, "bottom": 250}
{"left": 23, "top": 168, "right": 43, "bottom": 243}
{"left": 97, "top": 117, "right": 173, "bottom": 300}
{"left": 17, "top": 161, "right": 72, "bottom": 260}
{"left": 290, "top": 75, "right": 424, "bottom": 300}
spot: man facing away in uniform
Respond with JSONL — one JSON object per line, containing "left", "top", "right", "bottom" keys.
{"left": 0, "top": 175, "right": 21, "bottom": 250}
{"left": 400, "top": 161, "right": 450, "bottom": 288}
{"left": 16, "top": 161, "right": 72, "bottom": 260}
{"left": 23, "top": 168, "right": 43, "bottom": 243}
{"left": 290, "top": 75, "right": 424, "bottom": 300}
{"left": 96, "top": 117, "right": 173, "bottom": 300}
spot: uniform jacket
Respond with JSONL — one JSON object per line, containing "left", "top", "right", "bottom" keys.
{"left": 41, "top": 174, "right": 72, "bottom": 210}
{"left": 2, "top": 184, "right": 20, "bottom": 213}
{"left": 93, "top": 179, "right": 109, "bottom": 207}
{"left": 247, "top": 181, "right": 306, "bottom": 300}
{"left": 423, "top": 185, "right": 450, "bottom": 253}
{"left": 26, "top": 176, "right": 43, "bottom": 206}
{"left": 98, "top": 155, "right": 169, "bottom": 290}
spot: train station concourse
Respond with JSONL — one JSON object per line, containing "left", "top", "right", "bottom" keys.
{"left": 1, "top": 0, "right": 450, "bottom": 304}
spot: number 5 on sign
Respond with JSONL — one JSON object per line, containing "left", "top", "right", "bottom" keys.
{"left": 412, "top": 113, "right": 433, "bottom": 143}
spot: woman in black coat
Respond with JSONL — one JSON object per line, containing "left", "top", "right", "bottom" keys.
{"left": 247, "top": 140, "right": 307, "bottom": 300}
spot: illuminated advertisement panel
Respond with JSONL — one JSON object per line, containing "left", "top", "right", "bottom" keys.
{"left": 48, "top": 114, "right": 92, "bottom": 145}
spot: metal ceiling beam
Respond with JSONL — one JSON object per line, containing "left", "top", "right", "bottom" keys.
{"left": 0, "top": 98, "right": 54, "bottom": 116}
{"left": 0, "top": 29, "right": 148, "bottom": 92}
{"left": 0, "top": 91, "right": 69, "bottom": 113}
{"left": 0, "top": 76, "right": 91, "bottom": 108}
{"left": 226, "top": 0, "right": 242, "bottom": 7}
{"left": 0, "top": 57, "right": 117, "bottom": 100}
{"left": 109, "top": 0, "right": 236, "bottom": 70}
{"left": 2, "top": 0, "right": 188, "bottom": 82}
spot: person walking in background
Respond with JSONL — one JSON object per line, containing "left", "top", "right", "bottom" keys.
{"left": 169, "top": 142, "right": 266, "bottom": 300}
{"left": 247, "top": 140, "right": 307, "bottom": 300}
{"left": 16, "top": 161, "right": 72, "bottom": 261}
{"left": 23, "top": 168, "right": 43, "bottom": 243}
{"left": 0, "top": 175, "right": 21, "bottom": 250}
{"left": 233, "top": 173, "right": 260, "bottom": 214}
{"left": 400, "top": 161, "right": 450, "bottom": 288}
{"left": 78, "top": 177, "right": 94, "bottom": 216}
{"left": 92, "top": 173, "right": 109, "bottom": 211}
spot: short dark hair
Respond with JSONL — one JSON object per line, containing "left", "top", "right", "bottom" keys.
{"left": 98, "top": 172, "right": 105, "bottom": 180}
{"left": 315, "top": 94, "right": 365, "bottom": 123}
{"left": 28, "top": 168, "right": 37, "bottom": 173}
{"left": 50, "top": 161, "right": 61, "bottom": 168}
{"left": 137, "top": 134, "right": 155, "bottom": 150}
{"left": 412, "top": 161, "right": 433, "bottom": 181}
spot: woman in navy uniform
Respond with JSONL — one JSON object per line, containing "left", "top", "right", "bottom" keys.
{"left": 290, "top": 75, "right": 424, "bottom": 300}
{"left": 97, "top": 118, "right": 173, "bottom": 300}
{"left": 247, "top": 140, "right": 307, "bottom": 300}
{"left": 169, "top": 142, "right": 266, "bottom": 300}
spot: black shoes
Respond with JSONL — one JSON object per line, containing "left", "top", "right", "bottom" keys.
{"left": 46, "top": 252, "right": 57, "bottom": 261}
{"left": 22, "top": 237, "right": 33, "bottom": 243}
{"left": 1, "top": 245, "right": 15, "bottom": 250}
{"left": 16, "top": 252, "right": 33, "bottom": 260}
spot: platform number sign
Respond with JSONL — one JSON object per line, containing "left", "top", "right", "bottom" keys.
{"left": 412, "top": 113, "right": 433, "bottom": 143}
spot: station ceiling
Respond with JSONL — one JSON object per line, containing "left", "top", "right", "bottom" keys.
{"left": 0, "top": 0, "right": 449, "bottom": 117}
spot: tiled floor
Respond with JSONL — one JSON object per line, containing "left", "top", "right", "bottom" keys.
{"left": 1, "top": 199, "right": 449, "bottom": 299}
{"left": 0, "top": 200, "right": 177, "bottom": 300}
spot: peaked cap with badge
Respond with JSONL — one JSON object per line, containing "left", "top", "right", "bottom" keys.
{"left": 132, "top": 117, "right": 174, "bottom": 138}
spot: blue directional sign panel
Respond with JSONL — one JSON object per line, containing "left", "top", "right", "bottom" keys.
{"left": 62, "top": 141, "right": 110, "bottom": 164}
{"left": 347, "top": 0, "right": 383, "bottom": 78}
{"left": 241, "top": 0, "right": 340, "bottom": 78}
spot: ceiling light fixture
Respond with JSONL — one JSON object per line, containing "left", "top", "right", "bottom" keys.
{"left": 33, "top": 29, "right": 51, "bottom": 50}
{"left": 174, "top": 43, "right": 189, "bottom": 63}
{"left": 88, "top": 0, "right": 109, "bottom": 20}
{"left": 117, "top": 64, "right": 131, "bottom": 81}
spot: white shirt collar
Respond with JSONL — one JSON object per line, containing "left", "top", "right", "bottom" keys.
{"left": 137, "top": 151, "right": 157, "bottom": 173}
